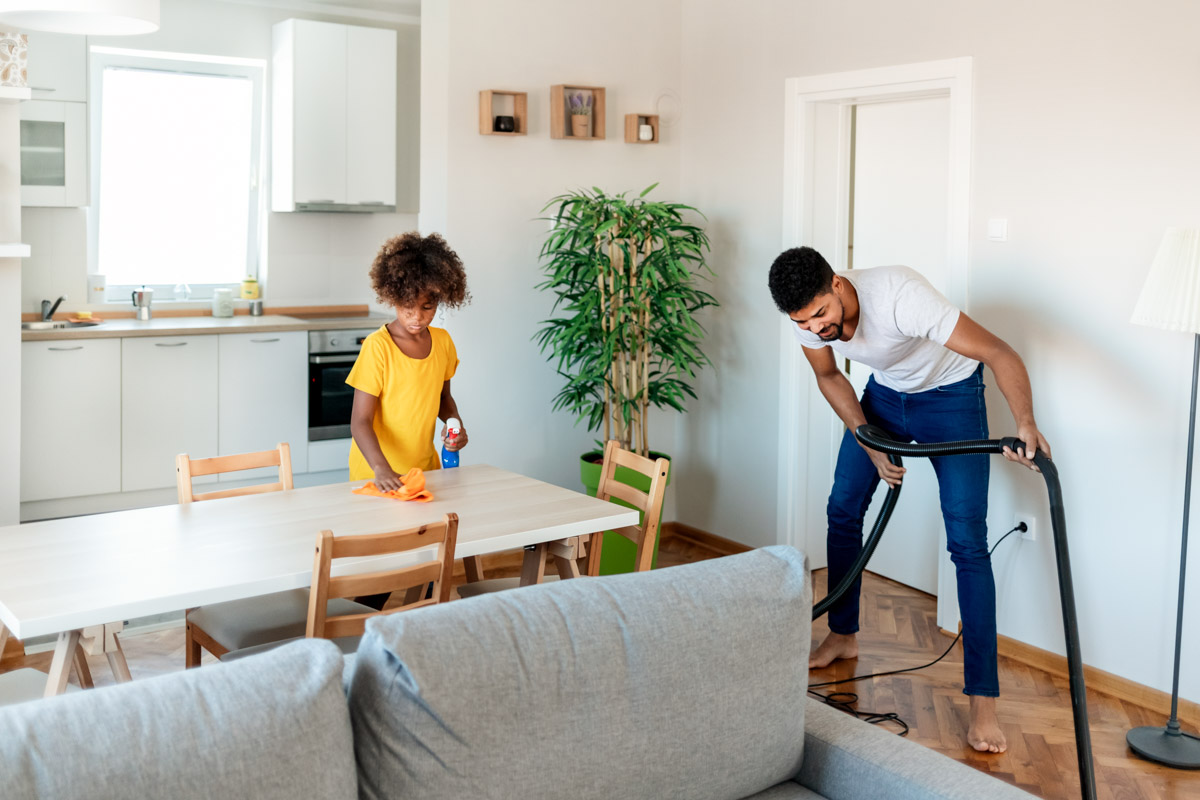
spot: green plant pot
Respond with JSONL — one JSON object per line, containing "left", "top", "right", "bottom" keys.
{"left": 580, "top": 451, "right": 671, "bottom": 574}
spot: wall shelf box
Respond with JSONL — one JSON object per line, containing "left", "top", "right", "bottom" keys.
{"left": 625, "top": 114, "right": 659, "bottom": 144}
{"left": 550, "top": 84, "right": 605, "bottom": 140}
{"left": 478, "top": 90, "right": 527, "bottom": 136}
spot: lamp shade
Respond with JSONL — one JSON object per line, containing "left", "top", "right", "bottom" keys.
{"left": 1132, "top": 228, "right": 1200, "bottom": 334}
{"left": 0, "top": 1, "right": 158, "bottom": 36}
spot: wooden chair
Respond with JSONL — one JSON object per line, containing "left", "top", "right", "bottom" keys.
{"left": 220, "top": 514, "right": 458, "bottom": 662}
{"left": 176, "top": 442, "right": 293, "bottom": 504}
{"left": 457, "top": 440, "right": 669, "bottom": 597}
{"left": 178, "top": 444, "right": 305, "bottom": 667}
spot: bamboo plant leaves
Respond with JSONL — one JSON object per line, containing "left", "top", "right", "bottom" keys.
{"left": 535, "top": 185, "right": 718, "bottom": 456}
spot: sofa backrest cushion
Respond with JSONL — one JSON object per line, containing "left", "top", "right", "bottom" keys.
{"left": 349, "top": 545, "right": 812, "bottom": 800}
{"left": 0, "top": 639, "right": 357, "bottom": 800}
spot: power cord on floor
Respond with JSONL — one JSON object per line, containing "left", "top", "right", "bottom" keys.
{"left": 808, "top": 523, "right": 1025, "bottom": 735}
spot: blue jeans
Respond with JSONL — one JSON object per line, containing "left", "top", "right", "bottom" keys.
{"left": 825, "top": 364, "right": 998, "bottom": 697}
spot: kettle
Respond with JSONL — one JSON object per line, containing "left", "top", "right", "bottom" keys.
{"left": 131, "top": 287, "right": 154, "bottom": 321}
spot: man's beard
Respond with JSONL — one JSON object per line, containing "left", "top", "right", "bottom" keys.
{"left": 818, "top": 323, "right": 843, "bottom": 342}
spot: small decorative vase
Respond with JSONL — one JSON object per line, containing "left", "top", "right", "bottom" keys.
{"left": 0, "top": 32, "right": 27, "bottom": 88}
{"left": 571, "top": 114, "right": 590, "bottom": 138}
{"left": 639, "top": 124, "right": 654, "bottom": 141}
{"left": 493, "top": 115, "right": 515, "bottom": 133}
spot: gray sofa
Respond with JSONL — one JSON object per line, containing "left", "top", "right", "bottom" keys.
{"left": 0, "top": 546, "right": 1034, "bottom": 799}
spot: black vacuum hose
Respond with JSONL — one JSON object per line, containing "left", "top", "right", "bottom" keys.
{"left": 851, "top": 423, "right": 1097, "bottom": 800}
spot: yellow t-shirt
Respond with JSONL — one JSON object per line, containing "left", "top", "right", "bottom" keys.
{"left": 346, "top": 325, "right": 459, "bottom": 479}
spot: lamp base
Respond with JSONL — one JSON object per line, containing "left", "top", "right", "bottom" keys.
{"left": 1127, "top": 726, "right": 1200, "bottom": 769}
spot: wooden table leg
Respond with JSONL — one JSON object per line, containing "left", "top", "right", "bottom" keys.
{"left": 0, "top": 622, "right": 9, "bottom": 660}
{"left": 44, "top": 630, "right": 81, "bottom": 697}
{"left": 104, "top": 622, "right": 133, "bottom": 683}
{"left": 71, "top": 644, "right": 94, "bottom": 689}
{"left": 519, "top": 543, "right": 548, "bottom": 586}
{"left": 463, "top": 555, "right": 485, "bottom": 583}
{"left": 548, "top": 537, "right": 583, "bottom": 580}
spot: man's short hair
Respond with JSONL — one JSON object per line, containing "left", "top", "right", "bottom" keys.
{"left": 768, "top": 247, "right": 835, "bottom": 313}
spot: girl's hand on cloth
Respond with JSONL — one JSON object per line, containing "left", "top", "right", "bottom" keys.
{"left": 373, "top": 465, "right": 404, "bottom": 491}
{"left": 442, "top": 424, "right": 468, "bottom": 452}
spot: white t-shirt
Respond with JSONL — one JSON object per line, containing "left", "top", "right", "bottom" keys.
{"left": 792, "top": 265, "right": 979, "bottom": 393}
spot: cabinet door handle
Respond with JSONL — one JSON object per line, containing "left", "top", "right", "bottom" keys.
{"left": 251, "top": 338, "right": 280, "bottom": 343}
{"left": 29, "top": 86, "right": 56, "bottom": 92}
{"left": 155, "top": 342, "right": 188, "bottom": 347}
{"left": 305, "top": 199, "right": 335, "bottom": 204}
{"left": 358, "top": 201, "right": 386, "bottom": 205}
{"left": 47, "top": 346, "right": 83, "bottom": 351}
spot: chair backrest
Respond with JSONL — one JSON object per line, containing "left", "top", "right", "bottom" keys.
{"left": 175, "top": 443, "right": 294, "bottom": 504}
{"left": 306, "top": 513, "right": 459, "bottom": 640}
{"left": 587, "top": 439, "right": 670, "bottom": 575}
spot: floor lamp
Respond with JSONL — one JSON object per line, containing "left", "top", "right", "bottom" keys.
{"left": 1129, "top": 227, "right": 1200, "bottom": 769}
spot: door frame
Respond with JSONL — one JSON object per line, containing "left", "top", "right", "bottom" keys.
{"left": 775, "top": 57, "right": 973, "bottom": 630}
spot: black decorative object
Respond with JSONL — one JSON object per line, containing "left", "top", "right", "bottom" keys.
{"left": 493, "top": 115, "right": 515, "bottom": 133}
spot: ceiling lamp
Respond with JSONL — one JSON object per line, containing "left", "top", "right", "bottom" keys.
{"left": 0, "top": 1, "right": 159, "bottom": 36}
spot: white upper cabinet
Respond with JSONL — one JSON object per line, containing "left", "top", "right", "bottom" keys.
{"left": 272, "top": 19, "right": 397, "bottom": 212}
{"left": 21, "top": 340, "right": 121, "bottom": 503}
{"left": 217, "top": 332, "right": 308, "bottom": 480}
{"left": 121, "top": 337, "right": 219, "bottom": 493}
{"left": 26, "top": 32, "right": 87, "bottom": 102}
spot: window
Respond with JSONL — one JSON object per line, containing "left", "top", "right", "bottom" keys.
{"left": 90, "top": 48, "right": 265, "bottom": 301}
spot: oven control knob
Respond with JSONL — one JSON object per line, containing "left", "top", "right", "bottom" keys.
{"left": 330, "top": 338, "right": 338, "bottom": 347}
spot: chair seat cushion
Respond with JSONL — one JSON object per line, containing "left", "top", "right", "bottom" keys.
{"left": 189, "top": 589, "right": 375, "bottom": 651}
{"left": 0, "top": 669, "right": 78, "bottom": 708}
{"left": 454, "top": 575, "right": 558, "bottom": 598}
{"left": 220, "top": 635, "right": 361, "bottom": 663}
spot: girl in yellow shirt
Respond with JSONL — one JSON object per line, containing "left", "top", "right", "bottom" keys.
{"left": 347, "top": 232, "right": 470, "bottom": 490}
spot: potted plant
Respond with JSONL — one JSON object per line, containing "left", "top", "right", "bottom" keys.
{"left": 568, "top": 91, "right": 592, "bottom": 138}
{"left": 535, "top": 184, "right": 717, "bottom": 572}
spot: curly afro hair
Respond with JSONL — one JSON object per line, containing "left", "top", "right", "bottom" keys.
{"left": 370, "top": 232, "right": 470, "bottom": 309}
{"left": 768, "top": 246, "right": 835, "bottom": 313}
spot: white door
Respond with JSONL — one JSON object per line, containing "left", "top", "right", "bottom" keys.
{"left": 122, "top": 336, "right": 219, "bottom": 492}
{"left": 845, "top": 97, "right": 951, "bottom": 595}
{"left": 218, "top": 332, "right": 308, "bottom": 480}
{"left": 346, "top": 25, "right": 396, "bottom": 207}
{"left": 291, "top": 19, "right": 348, "bottom": 205}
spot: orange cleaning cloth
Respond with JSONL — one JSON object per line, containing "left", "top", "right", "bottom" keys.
{"left": 352, "top": 468, "right": 434, "bottom": 502}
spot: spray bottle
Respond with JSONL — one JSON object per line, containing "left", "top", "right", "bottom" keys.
{"left": 441, "top": 417, "right": 461, "bottom": 469}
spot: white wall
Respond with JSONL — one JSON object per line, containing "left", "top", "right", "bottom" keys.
{"left": 678, "top": 0, "right": 1199, "bottom": 701}
{"left": 20, "top": 0, "right": 421, "bottom": 315}
{"left": 0, "top": 105, "right": 21, "bottom": 526}
{"left": 420, "top": 0, "right": 685, "bottom": 503}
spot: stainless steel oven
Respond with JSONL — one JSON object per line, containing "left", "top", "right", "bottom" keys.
{"left": 309, "top": 326, "right": 378, "bottom": 441}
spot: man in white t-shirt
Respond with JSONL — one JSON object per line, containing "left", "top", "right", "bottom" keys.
{"left": 769, "top": 246, "right": 1049, "bottom": 755}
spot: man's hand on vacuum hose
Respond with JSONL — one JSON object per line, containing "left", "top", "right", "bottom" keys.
{"left": 864, "top": 445, "right": 906, "bottom": 487}
{"left": 1002, "top": 419, "right": 1051, "bottom": 472}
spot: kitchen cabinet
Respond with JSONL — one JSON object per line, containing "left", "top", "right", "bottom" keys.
{"left": 218, "top": 332, "right": 308, "bottom": 480}
{"left": 121, "top": 336, "right": 218, "bottom": 492}
{"left": 21, "top": 339, "right": 121, "bottom": 502}
{"left": 271, "top": 18, "right": 396, "bottom": 212}
{"left": 26, "top": 32, "right": 87, "bottom": 102}
{"left": 21, "top": 100, "right": 88, "bottom": 207}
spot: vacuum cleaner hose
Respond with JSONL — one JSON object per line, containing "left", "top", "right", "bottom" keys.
{"left": 851, "top": 424, "right": 1097, "bottom": 800}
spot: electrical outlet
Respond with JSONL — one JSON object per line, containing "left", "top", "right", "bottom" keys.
{"left": 1013, "top": 512, "right": 1036, "bottom": 542}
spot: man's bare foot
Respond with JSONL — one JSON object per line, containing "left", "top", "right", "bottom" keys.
{"left": 967, "top": 695, "right": 1007, "bottom": 753}
{"left": 809, "top": 632, "right": 858, "bottom": 669}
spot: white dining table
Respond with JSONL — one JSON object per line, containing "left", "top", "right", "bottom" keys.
{"left": 0, "top": 464, "right": 638, "bottom": 697}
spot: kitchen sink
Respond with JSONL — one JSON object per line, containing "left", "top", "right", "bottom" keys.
{"left": 21, "top": 320, "right": 102, "bottom": 331}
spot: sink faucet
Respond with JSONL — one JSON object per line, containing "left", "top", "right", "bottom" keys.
{"left": 41, "top": 295, "right": 66, "bottom": 321}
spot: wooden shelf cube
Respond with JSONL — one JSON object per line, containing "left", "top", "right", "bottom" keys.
{"left": 550, "top": 84, "right": 606, "bottom": 140}
{"left": 479, "top": 90, "right": 528, "bottom": 136}
{"left": 625, "top": 114, "right": 659, "bottom": 144}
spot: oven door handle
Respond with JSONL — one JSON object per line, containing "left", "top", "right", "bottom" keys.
{"left": 309, "top": 354, "right": 359, "bottom": 364}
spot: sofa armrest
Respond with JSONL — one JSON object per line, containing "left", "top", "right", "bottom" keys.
{"left": 796, "top": 699, "right": 1037, "bottom": 799}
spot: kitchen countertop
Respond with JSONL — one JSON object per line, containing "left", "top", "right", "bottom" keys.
{"left": 20, "top": 313, "right": 393, "bottom": 341}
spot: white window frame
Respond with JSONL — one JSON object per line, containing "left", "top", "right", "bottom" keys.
{"left": 88, "top": 46, "right": 266, "bottom": 303}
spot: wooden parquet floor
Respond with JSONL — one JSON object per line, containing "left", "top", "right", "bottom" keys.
{"left": 2, "top": 534, "right": 1198, "bottom": 799}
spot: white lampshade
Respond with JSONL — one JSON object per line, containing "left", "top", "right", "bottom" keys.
{"left": 1132, "top": 228, "right": 1200, "bottom": 334}
{"left": 0, "top": 0, "right": 158, "bottom": 36}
